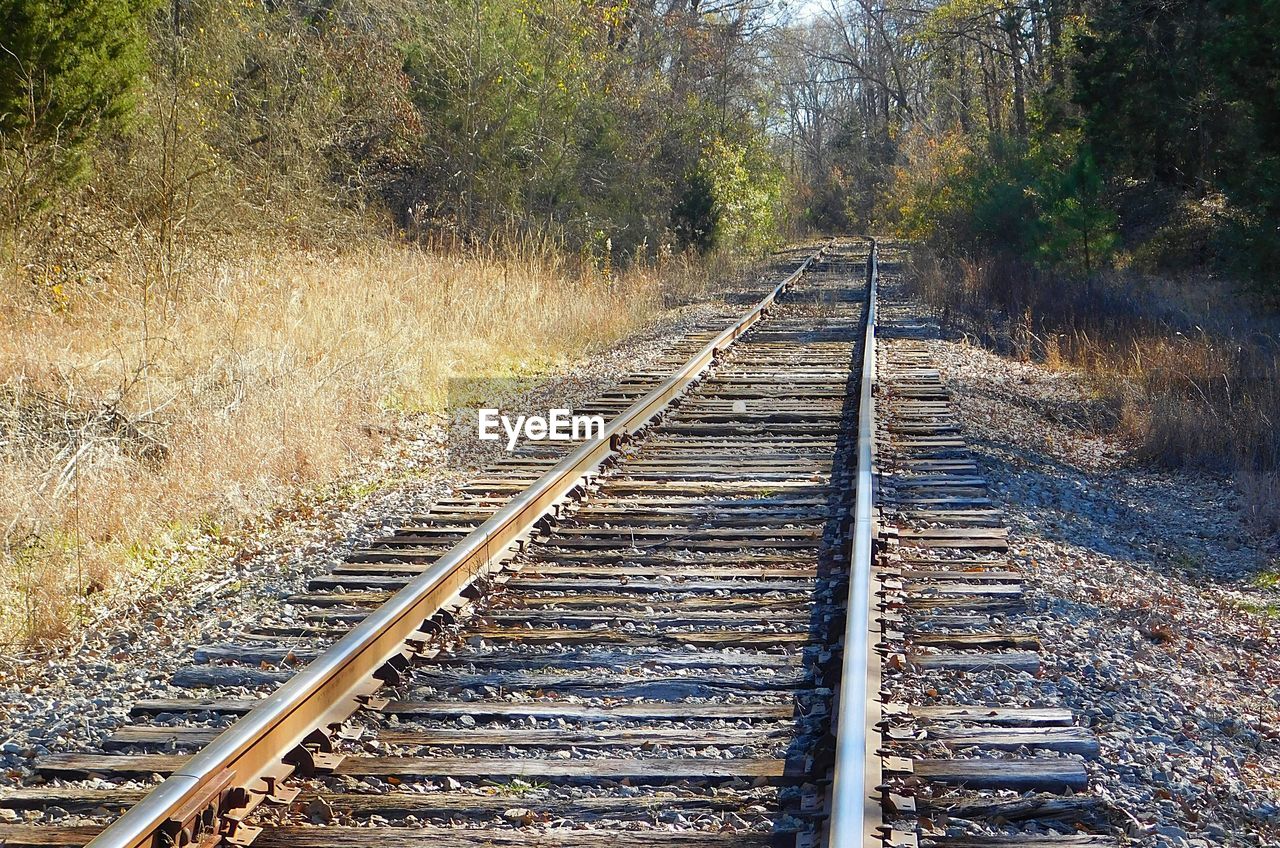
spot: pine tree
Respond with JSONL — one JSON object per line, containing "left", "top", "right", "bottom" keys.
{"left": 0, "top": 0, "right": 154, "bottom": 224}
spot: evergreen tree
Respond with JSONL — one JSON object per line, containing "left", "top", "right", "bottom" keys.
{"left": 0, "top": 0, "right": 154, "bottom": 229}
{"left": 0, "top": 0, "right": 153, "bottom": 143}
{"left": 1211, "top": 0, "right": 1280, "bottom": 283}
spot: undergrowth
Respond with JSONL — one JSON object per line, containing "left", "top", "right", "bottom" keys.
{"left": 0, "top": 239, "right": 744, "bottom": 644}
{"left": 906, "top": 246, "right": 1280, "bottom": 538}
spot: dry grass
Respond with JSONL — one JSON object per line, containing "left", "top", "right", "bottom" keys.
{"left": 907, "top": 247, "right": 1280, "bottom": 535}
{"left": 0, "top": 241, "right": 740, "bottom": 644}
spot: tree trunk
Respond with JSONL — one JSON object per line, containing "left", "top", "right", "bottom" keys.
{"left": 1004, "top": 9, "right": 1028, "bottom": 140}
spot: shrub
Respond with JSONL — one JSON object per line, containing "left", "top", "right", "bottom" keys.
{"left": 887, "top": 127, "right": 1117, "bottom": 276}
{"left": 671, "top": 168, "right": 719, "bottom": 252}
{"left": 672, "top": 138, "right": 785, "bottom": 255}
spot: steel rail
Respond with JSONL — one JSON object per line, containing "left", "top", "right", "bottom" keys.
{"left": 827, "top": 238, "right": 880, "bottom": 848}
{"left": 85, "top": 240, "right": 833, "bottom": 848}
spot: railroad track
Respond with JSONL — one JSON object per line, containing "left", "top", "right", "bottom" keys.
{"left": 0, "top": 241, "right": 1119, "bottom": 848}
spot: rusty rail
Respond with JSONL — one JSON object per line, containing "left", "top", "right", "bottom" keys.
{"left": 84, "top": 241, "right": 833, "bottom": 848}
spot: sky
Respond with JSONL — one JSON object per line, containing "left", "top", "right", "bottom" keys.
{"left": 776, "top": 0, "right": 840, "bottom": 24}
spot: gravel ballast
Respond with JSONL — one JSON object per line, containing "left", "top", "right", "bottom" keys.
{"left": 881, "top": 268, "right": 1280, "bottom": 848}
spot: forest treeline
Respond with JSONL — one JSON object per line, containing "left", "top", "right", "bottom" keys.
{"left": 1, "top": 0, "right": 798, "bottom": 279}
{"left": 795, "top": 0, "right": 1280, "bottom": 289}
{"left": 6, "top": 0, "right": 1280, "bottom": 283}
